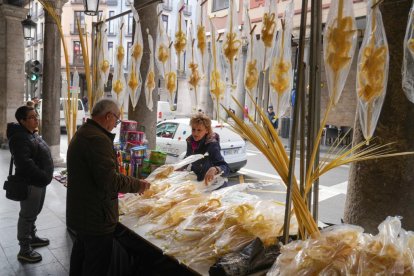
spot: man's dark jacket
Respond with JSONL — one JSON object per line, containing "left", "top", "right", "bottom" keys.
{"left": 185, "top": 133, "right": 230, "bottom": 181}
{"left": 66, "top": 119, "right": 141, "bottom": 236}
{"left": 6, "top": 123, "right": 53, "bottom": 187}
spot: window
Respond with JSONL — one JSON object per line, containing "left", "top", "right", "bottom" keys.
{"left": 127, "top": 13, "right": 133, "bottom": 35}
{"left": 156, "top": 123, "right": 178, "bottom": 138}
{"left": 74, "top": 11, "right": 85, "bottom": 25}
{"left": 35, "top": 3, "right": 38, "bottom": 17}
{"left": 34, "top": 50, "right": 38, "bottom": 60}
{"left": 212, "top": 0, "right": 229, "bottom": 12}
{"left": 73, "top": 41, "right": 83, "bottom": 65}
{"left": 162, "top": 14, "right": 168, "bottom": 32}
{"left": 108, "top": 11, "right": 115, "bottom": 34}
{"left": 108, "top": 42, "right": 114, "bottom": 65}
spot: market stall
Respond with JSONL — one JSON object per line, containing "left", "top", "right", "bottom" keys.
{"left": 118, "top": 157, "right": 297, "bottom": 275}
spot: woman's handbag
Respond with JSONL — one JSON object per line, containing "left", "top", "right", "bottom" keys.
{"left": 2, "top": 157, "right": 28, "bottom": 201}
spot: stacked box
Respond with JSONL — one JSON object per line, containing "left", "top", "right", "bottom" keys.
{"left": 130, "top": 146, "right": 147, "bottom": 178}
{"left": 120, "top": 120, "right": 138, "bottom": 145}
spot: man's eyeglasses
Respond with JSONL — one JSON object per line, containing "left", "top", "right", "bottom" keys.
{"left": 110, "top": 112, "right": 121, "bottom": 126}
{"left": 26, "top": 114, "right": 39, "bottom": 120}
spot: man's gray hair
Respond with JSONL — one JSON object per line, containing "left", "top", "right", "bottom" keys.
{"left": 91, "top": 98, "right": 119, "bottom": 117}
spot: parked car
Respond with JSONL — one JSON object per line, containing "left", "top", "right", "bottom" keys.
{"left": 156, "top": 118, "right": 247, "bottom": 172}
{"left": 38, "top": 98, "right": 87, "bottom": 130}
{"left": 157, "top": 101, "right": 176, "bottom": 123}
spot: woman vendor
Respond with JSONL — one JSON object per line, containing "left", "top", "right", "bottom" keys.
{"left": 185, "top": 113, "right": 230, "bottom": 184}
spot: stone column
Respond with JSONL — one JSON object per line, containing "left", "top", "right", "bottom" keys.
{"left": 42, "top": 0, "right": 67, "bottom": 165}
{"left": 0, "top": 3, "right": 28, "bottom": 146}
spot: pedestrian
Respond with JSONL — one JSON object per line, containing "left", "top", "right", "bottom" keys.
{"left": 267, "top": 105, "right": 279, "bottom": 129}
{"left": 184, "top": 113, "right": 230, "bottom": 185}
{"left": 6, "top": 106, "right": 54, "bottom": 263}
{"left": 66, "top": 98, "right": 150, "bottom": 276}
{"left": 81, "top": 96, "right": 88, "bottom": 112}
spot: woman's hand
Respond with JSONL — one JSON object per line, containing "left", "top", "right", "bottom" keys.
{"left": 204, "top": 166, "right": 220, "bottom": 185}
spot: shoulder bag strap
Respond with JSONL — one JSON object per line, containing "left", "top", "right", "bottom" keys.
{"left": 9, "top": 157, "right": 13, "bottom": 176}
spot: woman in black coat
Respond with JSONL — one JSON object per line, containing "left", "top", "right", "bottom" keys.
{"left": 6, "top": 106, "right": 53, "bottom": 263}
{"left": 185, "top": 113, "right": 230, "bottom": 184}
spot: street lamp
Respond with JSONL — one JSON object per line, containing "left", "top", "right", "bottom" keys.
{"left": 83, "top": 0, "right": 100, "bottom": 16}
{"left": 21, "top": 14, "right": 37, "bottom": 40}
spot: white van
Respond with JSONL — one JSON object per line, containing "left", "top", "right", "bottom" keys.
{"left": 59, "top": 98, "right": 87, "bottom": 129}
{"left": 157, "top": 101, "right": 176, "bottom": 123}
{"left": 38, "top": 98, "right": 86, "bottom": 130}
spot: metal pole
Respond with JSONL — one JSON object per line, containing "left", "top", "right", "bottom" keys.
{"left": 309, "top": 0, "right": 322, "bottom": 221}
{"left": 283, "top": 0, "right": 309, "bottom": 243}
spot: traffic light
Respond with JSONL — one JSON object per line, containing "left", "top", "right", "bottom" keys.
{"left": 25, "top": 60, "right": 42, "bottom": 83}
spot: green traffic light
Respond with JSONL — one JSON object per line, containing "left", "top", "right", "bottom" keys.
{"left": 30, "top": 73, "right": 39, "bottom": 82}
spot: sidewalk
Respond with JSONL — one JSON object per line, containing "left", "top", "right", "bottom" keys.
{"left": 0, "top": 148, "right": 71, "bottom": 275}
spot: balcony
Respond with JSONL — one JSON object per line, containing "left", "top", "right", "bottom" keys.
{"left": 70, "top": 24, "right": 86, "bottom": 35}
{"left": 162, "top": 0, "right": 172, "bottom": 11}
{"left": 70, "top": 0, "right": 83, "bottom": 3}
{"left": 106, "top": 0, "right": 117, "bottom": 6}
{"left": 183, "top": 4, "right": 192, "bottom": 16}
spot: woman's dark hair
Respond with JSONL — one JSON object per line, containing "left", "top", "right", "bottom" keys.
{"left": 15, "top": 106, "right": 34, "bottom": 123}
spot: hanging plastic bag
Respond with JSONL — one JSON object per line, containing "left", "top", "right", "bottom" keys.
{"left": 186, "top": 20, "right": 202, "bottom": 111}
{"left": 243, "top": 0, "right": 261, "bottom": 113}
{"left": 195, "top": 0, "right": 208, "bottom": 76}
{"left": 96, "top": 17, "right": 109, "bottom": 103}
{"left": 174, "top": 0, "right": 186, "bottom": 73}
{"left": 356, "top": 0, "right": 389, "bottom": 142}
{"left": 145, "top": 29, "right": 155, "bottom": 111}
{"left": 402, "top": 3, "right": 414, "bottom": 103}
{"left": 323, "top": 0, "right": 357, "bottom": 105}
{"left": 222, "top": 0, "right": 242, "bottom": 88}
{"left": 155, "top": 4, "right": 169, "bottom": 80}
{"left": 127, "top": 7, "right": 144, "bottom": 111}
{"left": 260, "top": 0, "right": 277, "bottom": 72}
{"left": 112, "top": 18, "right": 127, "bottom": 110}
{"left": 269, "top": 1, "right": 294, "bottom": 119}
{"left": 209, "top": 18, "right": 226, "bottom": 122}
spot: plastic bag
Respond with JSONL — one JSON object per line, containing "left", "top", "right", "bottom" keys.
{"left": 127, "top": 7, "right": 144, "bottom": 111}
{"left": 402, "top": 3, "right": 414, "bottom": 103}
{"left": 260, "top": 0, "right": 277, "bottom": 71}
{"left": 209, "top": 18, "right": 226, "bottom": 122}
{"left": 144, "top": 29, "right": 155, "bottom": 111}
{"left": 323, "top": 0, "right": 357, "bottom": 105}
{"left": 174, "top": 0, "right": 186, "bottom": 73}
{"left": 267, "top": 224, "right": 364, "bottom": 275}
{"left": 268, "top": 217, "right": 414, "bottom": 276}
{"left": 356, "top": 0, "right": 389, "bottom": 142}
{"left": 243, "top": 0, "right": 261, "bottom": 115}
{"left": 358, "top": 216, "right": 414, "bottom": 275}
{"left": 209, "top": 238, "right": 281, "bottom": 276}
{"left": 222, "top": 0, "right": 241, "bottom": 87}
{"left": 269, "top": 1, "right": 294, "bottom": 119}
{"left": 195, "top": 0, "right": 208, "bottom": 76}
{"left": 111, "top": 17, "right": 127, "bottom": 108}
{"left": 155, "top": 4, "right": 169, "bottom": 79}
